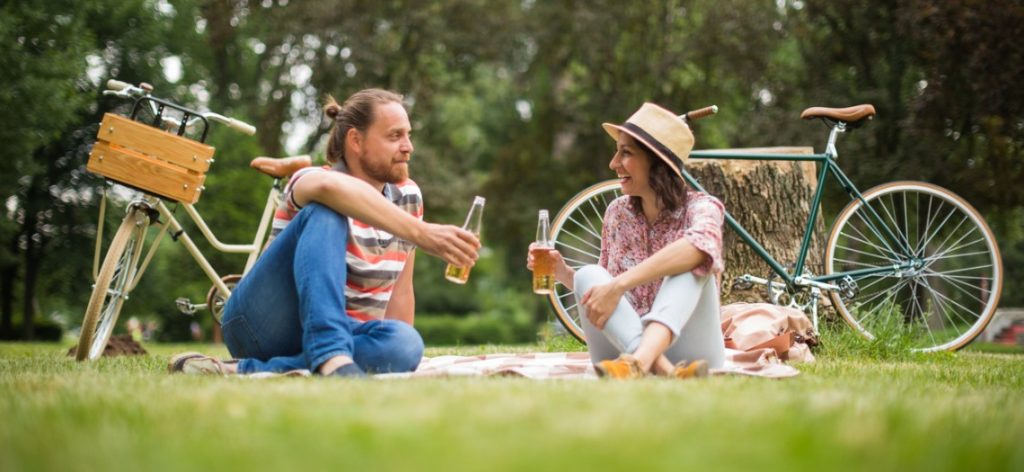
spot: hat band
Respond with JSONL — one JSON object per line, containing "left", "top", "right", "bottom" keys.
{"left": 622, "top": 122, "right": 684, "bottom": 173}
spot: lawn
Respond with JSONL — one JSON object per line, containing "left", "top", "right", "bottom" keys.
{"left": 1, "top": 338, "right": 1022, "bottom": 472}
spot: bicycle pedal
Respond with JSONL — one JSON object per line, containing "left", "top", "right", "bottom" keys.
{"left": 175, "top": 297, "right": 197, "bottom": 316}
{"left": 731, "top": 277, "right": 754, "bottom": 291}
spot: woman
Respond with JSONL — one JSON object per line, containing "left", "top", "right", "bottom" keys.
{"left": 528, "top": 103, "right": 726, "bottom": 378}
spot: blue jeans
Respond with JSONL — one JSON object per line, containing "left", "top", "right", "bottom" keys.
{"left": 221, "top": 203, "right": 424, "bottom": 374}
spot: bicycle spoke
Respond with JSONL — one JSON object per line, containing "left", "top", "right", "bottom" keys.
{"left": 565, "top": 214, "right": 602, "bottom": 242}
{"left": 920, "top": 277, "right": 976, "bottom": 327}
{"left": 903, "top": 190, "right": 911, "bottom": 251}
{"left": 586, "top": 198, "right": 605, "bottom": 231}
{"left": 854, "top": 278, "right": 906, "bottom": 310}
{"left": 922, "top": 263, "right": 993, "bottom": 276}
{"left": 910, "top": 281, "right": 940, "bottom": 348}
{"left": 925, "top": 213, "right": 973, "bottom": 262}
{"left": 924, "top": 273, "right": 991, "bottom": 281}
{"left": 845, "top": 216, "right": 901, "bottom": 261}
{"left": 855, "top": 274, "right": 898, "bottom": 294}
{"left": 855, "top": 278, "right": 910, "bottom": 325}
{"left": 834, "top": 257, "right": 888, "bottom": 269}
{"left": 556, "top": 226, "right": 602, "bottom": 253}
{"left": 841, "top": 227, "right": 900, "bottom": 263}
{"left": 917, "top": 204, "right": 960, "bottom": 258}
{"left": 925, "top": 246, "right": 990, "bottom": 265}
{"left": 854, "top": 201, "right": 903, "bottom": 257}
{"left": 928, "top": 271, "right": 987, "bottom": 307}
{"left": 915, "top": 197, "right": 944, "bottom": 255}
{"left": 925, "top": 232, "right": 984, "bottom": 264}
{"left": 578, "top": 208, "right": 601, "bottom": 239}
{"left": 561, "top": 255, "right": 598, "bottom": 267}
{"left": 836, "top": 243, "right": 900, "bottom": 262}
{"left": 919, "top": 277, "right": 955, "bottom": 333}
{"left": 881, "top": 192, "right": 914, "bottom": 252}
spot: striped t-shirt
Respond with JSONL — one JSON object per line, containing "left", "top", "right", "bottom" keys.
{"left": 269, "top": 164, "right": 424, "bottom": 321}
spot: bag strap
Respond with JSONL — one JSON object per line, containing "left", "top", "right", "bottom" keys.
{"left": 749, "top": 332, "right": 794, "bottom": 359}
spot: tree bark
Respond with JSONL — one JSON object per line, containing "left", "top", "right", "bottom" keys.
{"left": 686, "top": 147, "right": 826, "bottom": 305}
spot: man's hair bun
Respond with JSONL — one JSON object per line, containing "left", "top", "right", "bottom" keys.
{"left": 324, "top": 96, "right": 341, "bottom": 119}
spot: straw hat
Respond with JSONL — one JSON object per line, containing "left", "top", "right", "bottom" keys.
{"left": 602, "top": 102, "right": 694, "bottom": 180}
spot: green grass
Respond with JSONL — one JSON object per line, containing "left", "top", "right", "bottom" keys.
{"left": 2, "top": 339, "right": 1022, "bottom": 472}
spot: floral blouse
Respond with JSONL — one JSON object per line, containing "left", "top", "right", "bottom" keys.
{"left": 598, "top": 191, "right": 725, "bottom": 316}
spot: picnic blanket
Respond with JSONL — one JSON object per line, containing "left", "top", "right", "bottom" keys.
{"left": 374, "top": 349, "right": 800, "bottom": 380}
{"left": 371, "top": 303, "right": 815, "bottom": 380}
{"left": 243, "top": 303, "right": 813, "bottom": 380}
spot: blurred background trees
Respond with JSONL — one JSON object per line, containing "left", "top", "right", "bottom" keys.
{"left": 1, "top": 0, "right": 1021, "bottom": 342}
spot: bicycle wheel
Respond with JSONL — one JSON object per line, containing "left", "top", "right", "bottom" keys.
{"left": 548, "top": 180, "right": 622, "bottom": 342}
{"left": 76, "top": 210, "right": 147, "bottom": 361}
{"left": 825, "top": 181, "right": 1002, "bottom": 352}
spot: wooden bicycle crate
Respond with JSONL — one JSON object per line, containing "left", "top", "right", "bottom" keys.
{"left": 87, "top": 113, "right": 215, "bottom": 204}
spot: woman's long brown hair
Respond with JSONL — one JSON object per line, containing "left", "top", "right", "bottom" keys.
{"left": 629, "top": 139, "right": 688, "bottom": 217}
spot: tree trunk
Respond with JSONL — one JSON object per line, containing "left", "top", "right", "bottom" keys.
{"left": 1, "top": 234, "right": 15, "bottom": 336}
{"left": 1, "top": 264, "right": 14, "bottom": 336}
{"left": 686, "top": 147, "right": 826, "bottom": 305}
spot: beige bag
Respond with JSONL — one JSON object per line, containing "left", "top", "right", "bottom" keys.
{"left": 720, "top": 303, "right": 819, "bottom": 363}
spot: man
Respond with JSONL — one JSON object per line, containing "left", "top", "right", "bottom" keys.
{"left": 170, "top": 89, "right": 479, "bottom": 377}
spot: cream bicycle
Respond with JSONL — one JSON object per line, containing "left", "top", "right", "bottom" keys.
{"left": 548, "top": 105, "right": 1002, "bottom": 352}
{"left": 76, "top": 80, "right": 311, "bottom": 361}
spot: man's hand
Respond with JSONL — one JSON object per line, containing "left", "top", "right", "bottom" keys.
{"left": 580, "top": 279, "right": 626, "bottom": 329}
{"left": 415, "top": 223, "right": 480, "bottom": 268}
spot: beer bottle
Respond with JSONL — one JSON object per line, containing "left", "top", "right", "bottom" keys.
{"left": 445, "top": 196, "right": 485, "bottom": 284}
{"left": 531, "top": 209, "right": 555, "bottom": 294}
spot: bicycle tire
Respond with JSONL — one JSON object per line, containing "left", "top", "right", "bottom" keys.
{"left": 76, "top": 210, "right": 147, "bottom": 361}
{"left": 548, "top": 180, "right": 622, "bottom": 342}
{"left": 824, "top": 181, "right": 1002, "bottom": 352}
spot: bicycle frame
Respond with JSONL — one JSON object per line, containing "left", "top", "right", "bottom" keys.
{"left": 685, "top": 123, "right": 919, "bottom": 291}
{"left": 92, "top": 180, "right": 282, "bottom": 303}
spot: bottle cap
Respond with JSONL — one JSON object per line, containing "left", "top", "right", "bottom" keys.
{"left": 473, "top": 196, "right": 486, "bottom": 205}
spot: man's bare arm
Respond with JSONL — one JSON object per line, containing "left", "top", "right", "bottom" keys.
{"left": 384, "top": 252, "right": 416, "bottom": 325}
{"left": 291, "top": 171, "right": 479, "bottom": 267}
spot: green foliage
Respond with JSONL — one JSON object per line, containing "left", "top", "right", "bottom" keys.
{"left": 4, "top": 0, "right": 1023, "bottom": 341}
{"left": 416, "top": 311, "right": 536, "bottom": 345}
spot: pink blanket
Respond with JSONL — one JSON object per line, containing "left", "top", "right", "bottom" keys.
{"left": 375, "top": 350, "right": 800, "bottom": 380}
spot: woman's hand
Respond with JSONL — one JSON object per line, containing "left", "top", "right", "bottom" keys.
{"left": 580, "top": 280, "right": 626, "bottom": 329}
{"left": 526, "top": 243, "right": 575, "bottom": 289}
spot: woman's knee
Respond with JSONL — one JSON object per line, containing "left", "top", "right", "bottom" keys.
{"left": 574, "top": 265, "right": 611, "bottom": 292}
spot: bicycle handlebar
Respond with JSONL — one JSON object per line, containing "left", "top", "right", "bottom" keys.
{"left": 103, "top": 79, "right": 256, "bottom": 136}
{"left": 681, "top": 105, "right": 718, "bottom": 122}
{"left": 106, "top": 79, "right": 131, "bottom": 91}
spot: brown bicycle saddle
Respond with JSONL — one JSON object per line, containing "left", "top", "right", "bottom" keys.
{"left": 249, "top": 155, "right": 313, "bottom": 178}
{"left": 800, "top": 104, "right": 876, "bottom": 125}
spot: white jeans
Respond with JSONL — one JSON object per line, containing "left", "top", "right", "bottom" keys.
{"left": 574, "top": 265, "right": 725, "bottom": 369}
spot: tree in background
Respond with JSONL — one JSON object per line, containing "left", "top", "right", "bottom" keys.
{"left": 2, "top": 0, "right": 1021, "bottom": 340}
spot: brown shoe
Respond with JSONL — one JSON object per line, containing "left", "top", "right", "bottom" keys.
{"left": 594, "top": 354, "right": 646, "bottom": 379}
{"left": 168, "top": 352, "right": 234, "bottom": 375}
{"left": 671, "top": 359, "right": 709, "bottom": 379}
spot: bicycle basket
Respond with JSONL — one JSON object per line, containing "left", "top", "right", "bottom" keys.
{"left": 87, "top": 113, "right": 215, "bottom": 204}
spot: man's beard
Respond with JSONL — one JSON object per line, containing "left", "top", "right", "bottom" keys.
{"left": 361, "top": 153, "right": 409, "bottom": 184}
